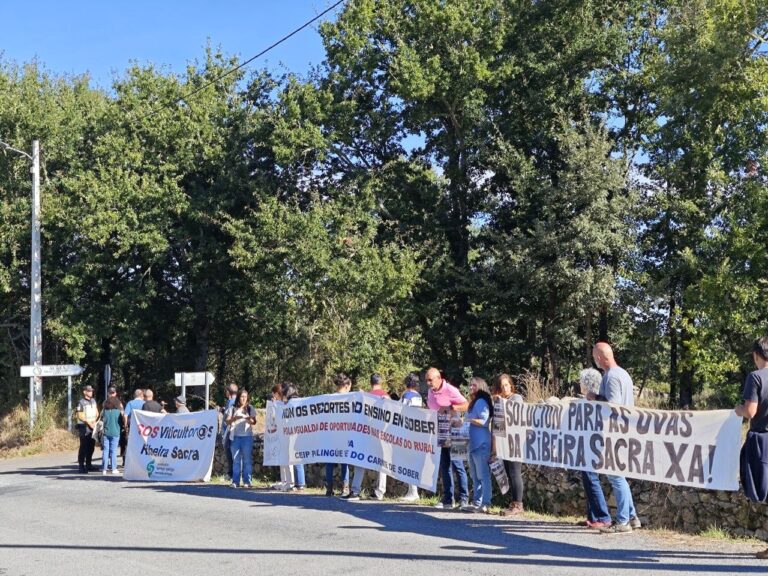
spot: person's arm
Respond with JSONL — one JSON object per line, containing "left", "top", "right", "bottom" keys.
{"left": 467, "top": 400, "right": 490, "bottom": 427}
{"left": 75, "top": 402, "right": 87, "bottom": 426}
{"left": 736, "top": 373, "right": 760, "bottom": 419}
{"left": 225, "top": 407, "right": 238, "bottom": 425}
{"left": 736, "top": 401, "right": 758, "bottom": 419}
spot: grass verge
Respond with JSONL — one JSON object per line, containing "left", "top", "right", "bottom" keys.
{"left": 0, "top": 397, "right": 78, "bottom": 459}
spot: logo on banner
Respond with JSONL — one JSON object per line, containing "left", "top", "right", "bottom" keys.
{"left": 146, "top": 460, "right": 156, "bottom": 478}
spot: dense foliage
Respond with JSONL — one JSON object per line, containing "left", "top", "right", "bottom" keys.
{"left": 0, "top": 0, "right": 766, "bottom": 408}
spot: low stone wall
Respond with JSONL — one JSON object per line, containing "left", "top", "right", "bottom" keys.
{"left": 522, "top": 465, "right": 768, "bottom": 539}
{"left": 215, "top": 438, "right": 768, "bottom": 539}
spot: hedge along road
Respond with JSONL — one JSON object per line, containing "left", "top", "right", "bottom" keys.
{"left": 0, "top": 452, "right": 764, "bottom": 576}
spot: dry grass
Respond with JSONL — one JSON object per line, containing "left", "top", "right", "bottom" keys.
{"left": 0, "top": 398, "right": 78, "bottom": 459}
{"left": 517, "top": 371, "right": 560, "bottom": 402}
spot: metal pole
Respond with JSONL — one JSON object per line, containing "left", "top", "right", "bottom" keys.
{"left": 67, "top": 376, "right": 72, "bottom": 433}
{"left": 204, "top": 373, "right": 210, "bottom": 410}
{"left": 181, "top": 373, "right": 186, "bottom": 401}
{"left": 30, "top": 140, "right": 42, "bottom": 429}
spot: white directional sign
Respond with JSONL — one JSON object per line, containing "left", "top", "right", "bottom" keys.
{"left": 174, "top": 372, "right": 216, "bottom": 409}
{"left": 174, "top": 372, "right": 215, "bottom": 387}
{"left": 20, "top": 364, "right": 83, "bottom": 378}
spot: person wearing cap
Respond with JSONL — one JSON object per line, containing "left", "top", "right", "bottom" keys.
{"left": 342, "top": 373, "right": 389, "bottom": 501}
{"left": 175, "top": 395, "right": 190, "bottom": 414}
{"left": 75, "top": 385, "right": 99, "bottom": 473}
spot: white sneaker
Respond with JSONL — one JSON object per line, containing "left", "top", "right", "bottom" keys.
{"left": 111, "top": 469, "right": 121, "bottom": 475}
{"left": 102, "top": 470, "right": 107, "bottom": 476}
{"left": 271, "top": 482, "right": 285, "bottom": 490}
{"left": 373, "top": 489, "right": 384, "bottom": 501}
{"left": 399, "top": 493, "right": 419, "bottom": 502}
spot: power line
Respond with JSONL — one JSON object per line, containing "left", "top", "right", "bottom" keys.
{"left": 140, "top": 0, "right": 346, "bottom": 120}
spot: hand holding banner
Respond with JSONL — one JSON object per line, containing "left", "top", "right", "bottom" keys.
{"left": 493, "top": 397, "right": 742, "bottom": 491}
{"left": 124, "top": 410, "right": 218, "bottom": 482}
{"left": 264, "top": 392, "right": 440, "bottom": 491}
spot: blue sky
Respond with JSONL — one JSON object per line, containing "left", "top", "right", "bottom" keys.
{"left": 0, "top": 1, "right": 341, "bottom": 88}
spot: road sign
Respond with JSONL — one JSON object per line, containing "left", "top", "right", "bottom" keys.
{"left": 174, "top": 372, "right": 215, "bottom": 409}
{"left": 20, "top": 364, "right": 83, "bottom": 378}
{"left": 174, "top": 372, "right": 215, "bottom": 387}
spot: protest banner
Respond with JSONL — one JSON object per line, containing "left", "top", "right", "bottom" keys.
{"left": 449, "top": 422, "right": 470, "bottom": 461}
{"left": 494, "top": 398, "right": 742, "bottom": 490}
{"left": 264, "top": 392, "right": 440, "bottom": 491}
{"left": 124, "top": 410, "right": 217, "bottom": 482}
{"left": 490, "top": 457, "right": 510, "bottom": 495}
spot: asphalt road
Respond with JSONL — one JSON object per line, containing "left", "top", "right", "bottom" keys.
{"left": 0, "top": 452, "right": 765, "bottom": 576}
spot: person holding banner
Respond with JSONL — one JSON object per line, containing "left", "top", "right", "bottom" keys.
{"left": 325, "top": 373, "right": 351, "bottom": 496}
{"left": 278, "top": 382, "right": 306, "bottom": 492}
{"left": 426, "top": 367, "right": 470, "bottom": 509}
{"left": 589, "top": 343, "right": 641, "bottom": 534}
{"left": 400, "top": 372, "right": 424, "bottom": 502}
{"left": 578, "top": 368, "right": 612, "bottom": 529}
{"left": 736, "top": 337, "right": 768, "bottom": 559}
{"left": 226, "top": 388, "right": 257, "bottom": 488}
{"left": 220, "top": 384, "right": 239, "bottom": 482}
{"left": 492, "top": 374, "right": 525, "bottom": 516}
{"left": 343, "top": 373, "right": 390, "bottom": 501}
{"left": 460, "top": 377, "right": 493, "bottom": 513}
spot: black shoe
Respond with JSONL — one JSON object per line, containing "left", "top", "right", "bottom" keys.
{"left": 340, "top": 493, "right": 360, "bottom": 501}
{"left": 326, "top": 489, "right": 334, "bottom": 497}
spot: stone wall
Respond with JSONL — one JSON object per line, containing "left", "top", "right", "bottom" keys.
{"left": 215, "top": 437, "right": 768, "bottom": 539}
{"left": 523, "top": 464, "right": 768, "bottom": 539}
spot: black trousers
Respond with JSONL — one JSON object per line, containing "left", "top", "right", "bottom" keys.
{"left": 77, "top": 428, "right": 95, "bottom": 470}
{"left": 503, "top": 459, "right": 524, "bottom": 502}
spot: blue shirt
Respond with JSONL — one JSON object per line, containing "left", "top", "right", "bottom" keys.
{"left": 124, "top": 398, "right": 145, "bottom": 421}
{"left": 466, "top": 397, "right": 491, "bottom": 449}
{"left": 599, "top": 366, "right": 634, "bottom": 406}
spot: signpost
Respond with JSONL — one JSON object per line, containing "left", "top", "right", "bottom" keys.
{"left": 20, "top": 364, "right": 84, "bottom": 432}
{"left": 174, "top": 372, "right": 215, "bottom": 409}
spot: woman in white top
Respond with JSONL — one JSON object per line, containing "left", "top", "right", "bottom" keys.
{"left": 226, "top": 388, "right": 257, "bottom": 488}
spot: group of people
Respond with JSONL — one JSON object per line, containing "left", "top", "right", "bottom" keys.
{"left": 69, "top": 336, "right": 768, "bottom": 557}
{"left": 74, "top": 385, "right": 188, "bottom": 474}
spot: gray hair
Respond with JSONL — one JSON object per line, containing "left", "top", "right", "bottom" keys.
{"left": 579, "top": 368, "right": 602, "bottom": 395}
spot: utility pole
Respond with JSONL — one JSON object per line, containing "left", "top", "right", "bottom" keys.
{"left": 1, "top": 139, "right": 41, "bottom": 429}
{"left": 30, "top": 140, "right": 42, "bottom": 429}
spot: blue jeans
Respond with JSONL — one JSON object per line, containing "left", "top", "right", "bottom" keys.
{"left": 230, "top": 435, "right": 254, "bottom": 486}
{"left": 468, "top": 444, "right": 492, "bottom": 507}
{"left": 294, "top": 465, "right": 306, "bottom": 488}
{"left": 582, "top": 471, "right": 611, "bottom": 523}
{"left": 102, "top": 435, "right": 118, "bottom": 471}
{"left": 325, "top": 463, "right": 349, "bottom": 490}
{"left": 439, "top": 447, "right": 469, "bottom": 505}
{"left": 606, "top": 474, "right": 636, "bottom": 525}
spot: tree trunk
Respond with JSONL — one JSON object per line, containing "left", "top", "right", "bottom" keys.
{"left": 584, "top": 313, "right": 593, "bottom": 367}
{"left": 192, "top": 297, "right": 210, "bottom": 372}
{"left": 598, "top": 304, "right": 609, "bottom": 342}
{"left": 669, "top": 294, "right": 678, "bottom": 407}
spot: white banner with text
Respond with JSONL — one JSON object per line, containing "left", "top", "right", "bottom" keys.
{"left": 493, "top": 398, "right": 742, "bottom": 490}
{"left": 124, "top": 410, "right": 217, "bottom": 482}
{"left": 264, "top": 392, "right": 439, "bottom": 491}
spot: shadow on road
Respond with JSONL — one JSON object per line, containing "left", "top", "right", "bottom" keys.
{"left": 1, "top": 462, "right": 762, "bottom": 572}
